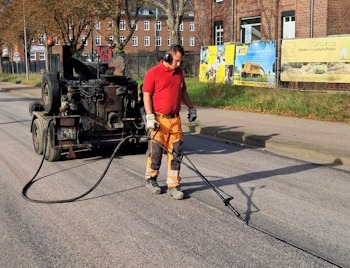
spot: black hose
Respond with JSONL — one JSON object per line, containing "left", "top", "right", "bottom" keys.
{"left": 148, "top": 133, "right": 245, "bottom": 222}
{"left": 21, "top": 127, "right": 133, "bottom": 204}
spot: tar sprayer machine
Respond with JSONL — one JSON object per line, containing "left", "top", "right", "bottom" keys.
{"left": 29, "top": 50, "right": 148, "bottom": 162}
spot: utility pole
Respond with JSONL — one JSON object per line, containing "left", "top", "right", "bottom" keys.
{"left": 23, "top": 0, "right": 29, "bottom": 81}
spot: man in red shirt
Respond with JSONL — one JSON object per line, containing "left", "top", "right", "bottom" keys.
{"left": 142, "top": 44, "right": 197, "bottom": 200}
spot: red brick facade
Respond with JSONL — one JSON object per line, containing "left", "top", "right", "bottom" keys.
{"left": 194, "top": 0, "right": 350, "bottom": 45}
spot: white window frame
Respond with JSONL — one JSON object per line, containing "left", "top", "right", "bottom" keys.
{"left": 120, "top": 20, "right": 126, "bottom": 30}
{"left": 30, "top": 52, "right": 36, "bottom": 61}
{"left": 144, "top": 21, "right": 150, "bottom": 31}
{"left": 282, "top": 15, "right": 295, "bottom": 39}
{"left": 54, "top": 36, "right": 59, "bottom": 45}
{"left": 38, "top": 35, "right": 44, "bottom": 45}
{"left": 144, "top": 36, "right": 150, "bottom": 46}
{"left": 95, "top": 21, "right": 101, "bottom": 30}
{"left": 39, "top": 52, "right": 45, "bottom": 61}
{"left": 132, "top": 36, "right": 138, "bottom": 46}
{"left": 119, "top": 36, "right": 126, "bottom": 44}
{"left": 179, "top": 22, "right": 183, "bottom": 32}
{"left": 95, "top": 36, "right": 101, "bottom": 46}
{"left": 189, "top": 37, "right": 195, "bottom": 47}
{"left": 81, "top": 35, "right": 88, "bottom": 46}
{"left": 214, "top": 22, "right": 224, "bottom": 45}
{"left": 107, "top": 20, "right": 113, "bottom": 30}
{"left": 156, "top": 21, "right": 161, "bottom": 31}
{"left": 240, "top": 16, "right": 261, "bottom": 44}
{"left": 156, "top": 36, "right": 162, "bottom": 47}
{"left": 131, "top": 20, "right": 138, "bottom": 30}
{"left": 189, "top": 22, "right": 195, "bottom": 32}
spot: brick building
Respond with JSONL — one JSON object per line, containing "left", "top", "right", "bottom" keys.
{"left": 193, "top": 0, "right": 350, "bottom": 46}
{"left": 40, "top": 8, "right": 196, "bottom": 62}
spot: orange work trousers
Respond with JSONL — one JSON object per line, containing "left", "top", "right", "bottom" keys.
{"left": 145, "top": 114, "right": 183, "bottom": 188}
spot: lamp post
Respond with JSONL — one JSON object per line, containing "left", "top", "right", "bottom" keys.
{"left": 23, "top": 0, "right": 29, "bottom": 81}
{"left": 47, "top": 38, "right": 54, "bottom": 72}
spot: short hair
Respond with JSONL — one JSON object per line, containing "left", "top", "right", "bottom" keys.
{"left": 168, "top": 44, "right": 185, "bottom": 56}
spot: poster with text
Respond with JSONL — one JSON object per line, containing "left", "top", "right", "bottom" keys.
{"left": 234, "top": 41, "right": 276, "bottom": 87}
{"left": 281, "top": 36, "right": 350, "bottom": 83}
{"left": 199, "top": 44, "right": 235, "bottom": 84}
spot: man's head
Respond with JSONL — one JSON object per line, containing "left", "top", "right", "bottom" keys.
{"left": 163, "top": 44, "right": 185, "bottom": 70}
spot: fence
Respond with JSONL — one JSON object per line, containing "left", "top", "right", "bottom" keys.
{"left": 1, "top": 54, "right": 60, "bottom": 75}
{"left": 125, "top": 51, "right": 200, "bottom": 78}
{"left": 1, "top": 51, "right": 200, "bottom": 78}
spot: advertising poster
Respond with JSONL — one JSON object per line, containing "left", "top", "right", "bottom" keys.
{"left": 198, "top": 44, "right": 235, "bottom": 84}
{"left": 281, "top": 36, "right": 350, "bottom": 83}
{"left": 234, "top": 41, "right": 276, "bottom": 87}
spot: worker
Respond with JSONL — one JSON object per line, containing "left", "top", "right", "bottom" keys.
{"left": 142, "top": 44, "right": 197, "bottom": 200}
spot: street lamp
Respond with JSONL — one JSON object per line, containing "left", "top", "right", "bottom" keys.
{"left": 47, "top": 38, "right": 54, "bottom": 72}
{"left": 23, "top": 0, "right": 29, "bottom": 81}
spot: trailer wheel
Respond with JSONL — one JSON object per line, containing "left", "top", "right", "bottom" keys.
{"left": 29, "top": 100, "right": 44, "bottom": 117}
{"left": 42, "top": 73, "right": 60, "bottom": 115}
{"left": 44, "top": 121, "right": 62, "bottom": 162}
{"left": 32, "top": 118, "right": 44, "bottom": 155}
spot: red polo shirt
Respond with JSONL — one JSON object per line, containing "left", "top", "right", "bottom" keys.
{"left": 142, "top": 62, "right": 187, "bottom": 115}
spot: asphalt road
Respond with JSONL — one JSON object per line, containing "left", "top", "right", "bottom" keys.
{"left": 0, "top": 91, "right": 349, "bottom": 268}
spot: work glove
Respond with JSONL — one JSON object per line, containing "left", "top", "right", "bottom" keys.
{"left": 188, "top": 107, "right": 197, "bottom": 122}
{"left": 146, "top": 113, "right": 158, "bottom": 129}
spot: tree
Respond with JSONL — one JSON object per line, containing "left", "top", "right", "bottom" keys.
{"left": 99, "top": 1, "right": 148, "bottom": 56}
{"left": 37, "top": 0, "right": 101, "bottom": 58}
{"left": 150, "top": 0, "right": 192, "bottom": 45}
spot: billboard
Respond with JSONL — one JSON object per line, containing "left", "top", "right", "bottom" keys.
{"left": 234, "top": 41, "right": 276, "bottom": 87}
{"left": 281, "top": 36, "right": 350, "bottom": 83}
{"left": 199, "top": 44, "right": 235, "bottom": 84}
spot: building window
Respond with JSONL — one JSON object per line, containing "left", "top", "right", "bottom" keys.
{"left": 109, "top": 36, "right": 114, "bottom": 46}
{"left": 156, "top": 36, "right": 162, "bottom": 47}
{"left": 144, "top": 21, "right": 150, "bottom": 31}
{"left": 132, "top": 36, "right": 138, "bottom": 46}
{"left": 30, "top": 52, "right": 36, "bottom": 61}
{"left": 81, "top": 35, "right": 88, "bottom": 46}
{"left": 107, "top": 20, "right": 113, "bottom": 30}
{"left": 156, "top": 21, "right": 161, "bottom": 31}
{"left": 189, "top": 22, "right": 195, "bottom": 32}
{"left": 215, "top": 0, "right": 223, "bottom": 2}
{"left": 240, "top": 17, "right": 261, "bottom": 44}
{"left": 120, "top": 20, "right": 126, "bottom": 30}
{"left": 167, "top": 37, "right": 171, "bottom": 46}
{"left": 131, "top": 20, "right": 138, "bottom": 30}
{"left": 180, "top": 37, "right": 183, "bottom": 45}
{"left": 39, "top": 52, "right": 45, "bottom": 61}
{"left": 38, "top": 35, "right": 44, "bottom": 45}
{"left": 95, "top": 36, "right": 101, "bottom": 46}
{"left": 120, "top": 36, "right": 125, "bottom": 44}
{"left": 189, "top": 37, "right": 195, "bottom": 47}
{"left": 179, "top": 22, "right": 183, "bottom": 32}
{"left": 69, "top": 35, "right": 73, "bottom": 42}
{"left": 95, "top": 21, "right": 101, "bottom": 30}
{"left": 144, "top": 36, "right": 150, "bottom": 46}
{"left": 214, "top": 21, "right": 223, "bottom": 45}
{"left": 188, "top": 11, "right": 194, "bottom": 16}
{"left": 282, "top": 11, "right": 295, "bottom": 39}
{"left": 54, "top": 36, "right": 59, "bottom": 45}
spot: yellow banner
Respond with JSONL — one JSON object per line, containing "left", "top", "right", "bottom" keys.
{"left": 281, "top": 36, "right": 350, "bottom": 83}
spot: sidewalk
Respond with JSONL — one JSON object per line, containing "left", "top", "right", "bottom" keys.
{"left": 1, "top": 81, "right": 350, "bottom": 171}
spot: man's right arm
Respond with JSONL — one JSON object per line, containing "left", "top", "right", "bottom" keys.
{"left": 143, "top": 92, "right": 153, "bottom": 114}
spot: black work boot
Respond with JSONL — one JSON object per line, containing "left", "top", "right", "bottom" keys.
{"left": 145, "top": 177, "right": 161, "bottom": 195}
